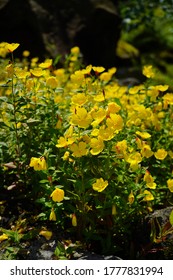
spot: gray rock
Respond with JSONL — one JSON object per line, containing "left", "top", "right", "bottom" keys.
{"left": 0, "top": 0, "right": 121, "bottom": 67}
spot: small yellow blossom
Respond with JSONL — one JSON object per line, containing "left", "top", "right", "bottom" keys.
{"left": 154, "top": 148, "right": 167, "bottom": 160}
{"left": 50, "top": 188, "right": 64, "bottom": 202}
{"left": 92, "top": 66, "right": 105, "bottom": 73}
{"left": 62, "top": 151, "right": 70, "bottom": 161}
{"left": 39, "top": 59, "right": 52, "bottom": 68}
{"left": 72, "top": 214, "right": 77, "bottom": 227}
{"left": 56, "top": 136, "right": 75, "bottom": 148}
{"left": 144, "top": 171, "right": 156, "bottom": 189}
{"left": 107, "top": 102, "right": 121, "bottom": 114}
{"left": 90, "top": 136, "right": 104, "bottom": 155}
{"left": 136, "top": 131, "right": 151, "bottom": 139}
{"left": 29, "top": 157, "right": 47, "bottom": 171}
{"left": 142, "top": 65, "right": 155, "bottom": 78}
{"left": 6, "top": 43, "right": 20, "bottom": 52}
{"left": 30, "top": 68, "right": 44, "bottom": 77}
{"left": 39, "top": 229, "right": 52, "bottom": 240}
{"left": 71, "top": 93, "right": 88, "bottom": 106}
{"left": 167, "top": 179, "right": 173, "bottom": 192}
{"left": 46, "top": 76, "right": 58, "bottom": 88}
{"left": 70, "top": 107, "right": 92, "bottom": 129}
{"left": 112, "top": 139, "right": 127, "bottom": 157}
{"left": 0, "top": 233, "right": 8, "bottom": 242}
{"left": 92, "top": 178, "right": 108, "bottom": 192}
{"left": 49, "top": 208, "right": 56, "bottom": 221}
{"left": 143, "top": 190, "right": 154, "bottom": 201}
{"left": 70, "top": 141, "right": 88, "bottom": 157}
{"left": 141, "top": 144, "right": 153, "bottom": 158}
{"left": 128, "top": 191, "right": 135, "bottom": 204}
{"left": 22, "top": 50, "right": 30, "bottom": 57}
{"left": 106, "top": 113, "right": 123, "bottom": 132}
{"left": 125, "top": 152, "right": 142, "bottom": 171}
{"left": 112, "top": 204, "right": 117, "bottom": 215}
{"left": 71, "top": 46, "right": 80, "bottom": 55}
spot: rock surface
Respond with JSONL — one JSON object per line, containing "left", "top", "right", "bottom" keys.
{"left": 0, "top": 0, "right": 121, "bottom": 67}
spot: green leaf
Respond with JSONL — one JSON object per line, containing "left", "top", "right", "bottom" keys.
{"left": 169, "top": 209, "right": 173, "bottom": 226}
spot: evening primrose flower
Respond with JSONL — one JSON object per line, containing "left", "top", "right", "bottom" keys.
{"left": 6, "top": 43, "right": 20, "bottom": 52}
{"left": 39, "top": 229, "right": 52, "bottom": 240}
{"left": 39, "top": 59, "right": 52, "bottom": 68}
{"left": 141, "top": 144, "right": 153, "bottom": 158}
{"left": 92, "top": 66, "right": 105, "bottom": 73}
{"left": 143, "top": 190, "right": 154, "bottom": 201}
{"left": 71, "top": 93, "right": 88, "bottom": 106}
{"left": 50, "top": 188, "right": 64, "bottom": 202}
{"left": 154, "top": 148, "right": 167, "bottom": 160}
{"left": 128, "top": 191, "right": 135, "bottom": 204}
{"left": 29, "top": 157, "right": 47, "bottom": 171}
{"left": 107, "top": 102, "right": 121, "bottom": 114}
{"left": 46, "top": 76, "right": 58, "bottom": 88}
{"left": 56, "top": 136, "right": 75, "bottom": 148}
{"left": 30, "top": 68, "right": 44, "bottom": 77}
{"left": 70, "top": 107, "right": 92, "bottom": 129}
{"left": 144, "top": 171, "right": 156, "bottom": 189}
{"left": 112, "top": 139, "right": 127, "bottom": 157}
{"left": 71, "top": 214, "right": 77, "bottom": 227}
{"left": 136, "top": 131, "right": 151, "bottom": 139}
{"left": 70, "top": 141, "right": 88, "bottom": 157}
{"left": 142, "top": 65, "right": 155, "bottom": 78}
{"left": 90, "top": 136, "right": 104, "bottom": 155}
{"left": 106, "top": 113, "right": 123, "bottom": 132}
{"left": 125, "top": 152, "right": 142, "bottom": 171}
{"left": 49, "top": 208, "right": 56, "bottom": 221}
{"left": 167, "top": 179, "right": 173, "bottom": 192}
{"left": 0, "top": 233, "right": 8, "bottom": 242}
{"left": 92, "top": 178, "right": 108, "bottom": 192}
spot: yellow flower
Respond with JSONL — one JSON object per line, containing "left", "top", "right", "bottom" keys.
{"left": 107, "top": 102, "right": 121, "bottom": 114}
{"left": 154, "top": 148, "right": 167, "bottom": 160}
{"left": 39, "top": 59, "right": 52, "bottom": 68}
{"left": 92, "top": 66, "right": 105, "bottom": 73}
{"left": 112, "top": 204, "right": 117, "bottom": 215}
{"left": 70, "top": 107, "right": 92, "bottom": 129}
{"left": 6, "top": 43, "right": 20, "bottom": 52}
{"left": 141, "top": 144, "right": 153, "bottom": 158}
{"left": 128, "top": 191, "right": 135, "bottom": 204}
{"left": 71, "top": 214, "right": 77, "bottom": 227}
{"left": 39, "top": 229, "right": 52, "bottom": 240}
{"left": 142, "top": 65, "right": 155, "bottom": 78}
{"left": 144, "top": 171, "right": 156, "bottom": 189}
{"left": 22, "top": 50, "right": 30, "bottom": 57}
{"left": 92, "top": 178, "right": 108, "bottom": 192}
{"left": 143, "top": 190, "right": 154, "bottom": 201}
{"left": 30, "top": 68, "right": 44, "bottom": 77}
{"left": 71, "top": 93, "right": 88, "bottom": 106}
{"left": 62, "top": 151, "right": 70, "bottom": 161}
{"left": 50, "top": 188, "right": 64, "bottom": 202}
{"left": 162, "top": 93, "right": 173, "bottom": 105}
{"left": 70, "top": 141, "right": 88, "bottom": 157}
{"left": 49, "top": 208, "right": 56, "bottom": 221}
{"left": 56, "top": 136, "right": 75, "bottom": 148}
{"left": 112, "top": 139, "right": 127, "bottom": 157}
{"left": 46, "top": 76, "right": 58, "bottom": 88}
{"left": 98, "top": 126, "right": 114, "bottom": 141}
{"left": 106, "top": 113, "right": 123, "bottom": 132}
{"left": 71, "top": 46, "right": 80, "bottom": 55}
{"left": 125, "top": 152, "right": 142, "bottom": 171}
{"left": 167, "top": 179, "right": 173, "bottom": 192}
{"left": 29, "top": 157, "right": 47, "bottom": 171}
{"left": 90, "top": 136, "right": 104, "bottom": 155}
{"left": 0, "top": 233, "right": 8, "bottom": 242}
{"left": 136, "top": 131, "right": 151, "bottom": 139}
